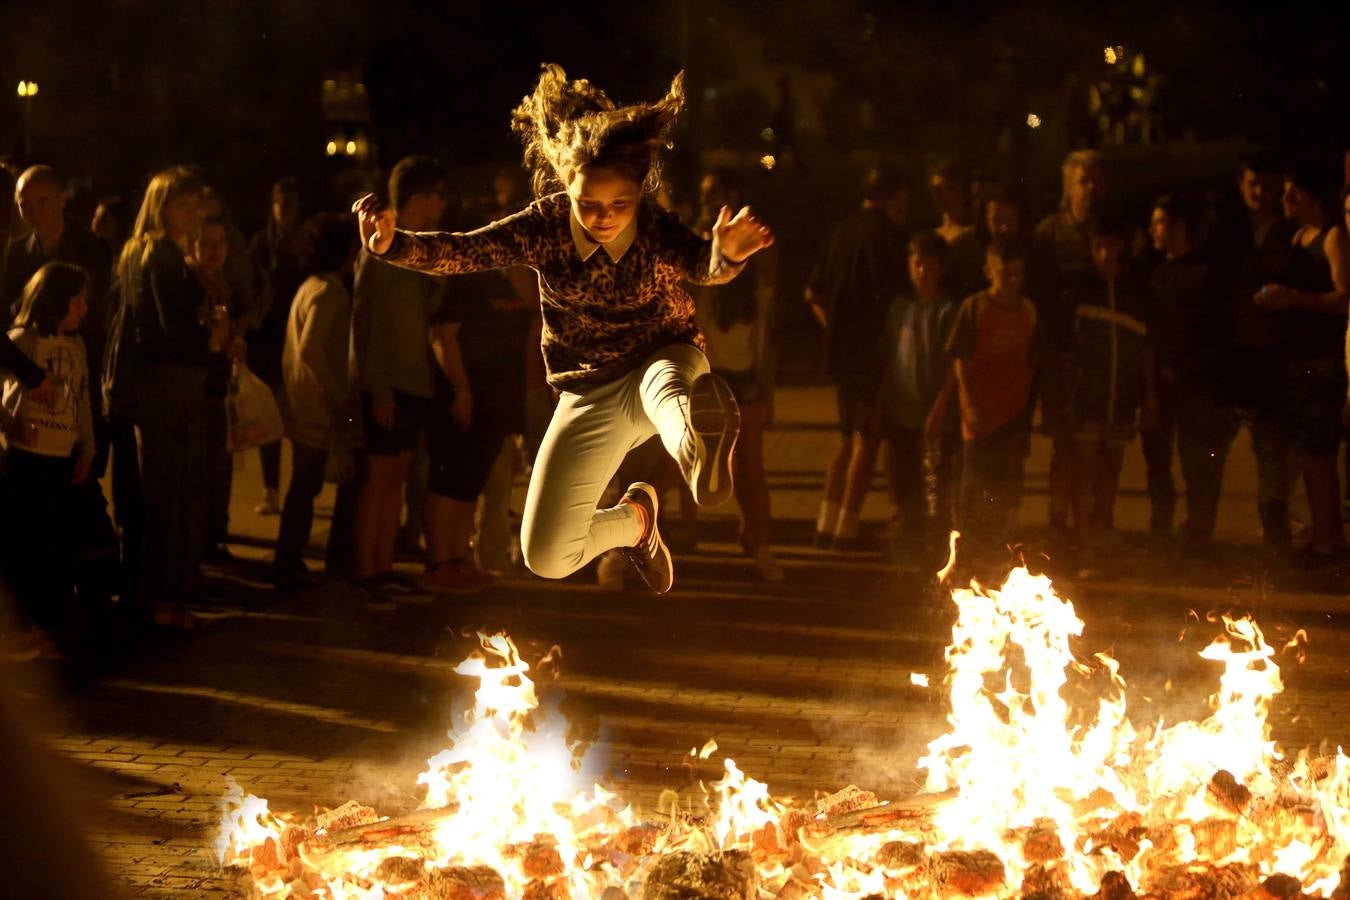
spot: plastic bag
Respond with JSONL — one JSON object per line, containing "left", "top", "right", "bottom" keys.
{"left": 226, "top": 363, "right": 284, "bottom": 452}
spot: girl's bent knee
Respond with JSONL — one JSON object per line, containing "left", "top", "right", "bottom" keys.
{"left": 520, "top": 540, "right": 581, "bottom": 580}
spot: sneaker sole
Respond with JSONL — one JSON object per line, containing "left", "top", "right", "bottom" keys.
{"left": 689, "top": 373, "right": 740, "bottom": 508}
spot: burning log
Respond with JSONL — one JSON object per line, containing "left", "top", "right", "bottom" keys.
{"left": 815, "top": 785, "right": 879, "bottom": 819}
{"left": 513, "top": 839, "right": 565, "bottom": 880}
{"left": 875, "top": 840, "right": 926, "bottom": 870}
{"left": 817, "top": 789, "right": 955, "bottom": 832}
{"left": 1192, "top": 818, "right": 1238, "bottom": 859}
{"left": 928, "top": 849, "right": 1006, "bottom": 896}
{"left": 322, "top": 805, "right": 462, "bottom": 847}
{"left": 1023, "top": 819, "right": 1066, "bottom": 863}
{"left": 316, "top": 799, "right": 381, "bottom": 833}
{"left": 1090, "top": 812, "right": 1147, "bottom": 862}
{"left": 1249, "top": 873, "right": 1306, "bottom": 899}
{"left": 640, "top": 850, "right": 757, "bottom": 900}
{"left": 418, "top": 864, "right": 508, "bottom": 900}
{"left": 1208, "top": 770, "right": 1253, "bottom": 817}
{"left": 777, "top": 809, "right": 811, "bottom": 847}
{"left": 523, "top": 878, "right": 570, "bottom": 900}
{"left": 1093, "top": 871, "right": 1138, "bottom": 900}
{"left": 376, "top": 855, "right": 428, "bottom": 890}
{"left": 1021, "top": 862, "right": 1072, "bottom": 899}
{"left": 1142, "top": 863, "right": 1258, "bottom": 899}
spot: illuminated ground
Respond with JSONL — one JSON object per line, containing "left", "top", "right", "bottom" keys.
{"left": 23, "top": 385, "right": 1350, "bottom": 897}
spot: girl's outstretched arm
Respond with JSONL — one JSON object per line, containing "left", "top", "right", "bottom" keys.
{"left": 353, "top": 194, "right": 538, "bottom": 276}
{"left": 654, "top": 204, "right": 774, "bottom": 286}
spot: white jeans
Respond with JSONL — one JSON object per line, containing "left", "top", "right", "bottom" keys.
{"left": 521, "top": 342, "right": 708, "bottom": 579}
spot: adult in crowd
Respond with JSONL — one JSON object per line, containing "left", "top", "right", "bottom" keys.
{"left": 247, "top": 177, "right": 304, "bottom": 516}
{"left": 806, "top": 163, "right": 911, "bottom": 550}
{"left": 110, "top": 167, "right": 210, "bottom": 628}
{"left": 1031, "top": 149, "right": 1107, "bottom": 536}
{"left": 272, "top": 213, "right": 360, "bottom": 588}
{"left": 1213, "top": 155, "right": 1297, "bottom": 549}
{"left": 929, "top": 159, "right": 984, "bottom": 300}
{"left": 90, "top": 195, "right": 131, "bottom": 256}
{"left": 350, "top": 155, "right": 450, "bottom": 605}
{"left": 695, "top": 168, "right": 782, "bottom": 580}
{"left": 1256, "top": 164, "right": 1350, "bottom": 566}
{"left": 1147, "top": 194, "right": 1232, "bottom": 554}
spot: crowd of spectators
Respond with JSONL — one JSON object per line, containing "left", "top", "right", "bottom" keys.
{"left": 0, "top": 141, "right": 1347, "bottom": 666}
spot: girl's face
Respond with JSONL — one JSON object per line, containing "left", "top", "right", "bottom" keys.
{"left": 195, "top": 223, "right": 230, "bottom": 274}
{"left": 568, "top": 167, "right": 641, "bottom": 245}
{"left": 60, "top": 288, "right": 88, "bottom": 334}
{"left": 164, "top": 190, "right": 205, "bottom": 242}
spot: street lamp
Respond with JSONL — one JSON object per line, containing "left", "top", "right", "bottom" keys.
{"left": 17, "top": 80, "right": 39, "bottom": 155}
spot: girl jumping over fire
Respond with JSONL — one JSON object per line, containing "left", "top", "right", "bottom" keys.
{"left": 353, "top": 65, "right": 774, "bottom": 594}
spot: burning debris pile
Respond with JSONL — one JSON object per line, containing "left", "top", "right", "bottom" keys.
{"left": 219, "top": 570, "right": 1350, "bottom": 898}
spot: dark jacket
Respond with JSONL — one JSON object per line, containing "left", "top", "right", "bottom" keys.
{"left": 1066, "top": 274, "right": 1152, "bottom": 435}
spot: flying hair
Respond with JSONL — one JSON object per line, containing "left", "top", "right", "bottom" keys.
{"left": 511, "top": 63, "right": 685, "bottom": 198}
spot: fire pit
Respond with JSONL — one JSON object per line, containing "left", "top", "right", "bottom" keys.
{"left": 218, "top": 566, "right": 1350, "bottom": 898}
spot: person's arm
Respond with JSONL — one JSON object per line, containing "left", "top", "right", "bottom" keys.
{"left": 653, "top": 205, "right": 772, "bottom": 286}
{"left": 355, "top": 195, "right": 539, "bottom": 276}
{"left": 352, "top": 254, "right": 399, "bottom": 419}
{"left": 296, "top": 288, "right": 347, "bottom": 429}
{"left": 1258, "top": 228, "right": 1350, "bottom": 314}
{"left": 429, "top": 321, "right": 472, "bottom": 430}
{"left": 0, "top": 330, "right": 48, "bottom": 390}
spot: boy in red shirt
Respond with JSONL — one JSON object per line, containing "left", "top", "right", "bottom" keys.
{"left": 928, "top": 239, "right": 1041, "bottom": 564}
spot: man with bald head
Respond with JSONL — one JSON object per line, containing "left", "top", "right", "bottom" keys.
{"left": 3, "top": 166, "right": 111, "bottom": 322}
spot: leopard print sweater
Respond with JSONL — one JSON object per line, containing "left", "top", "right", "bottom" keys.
{"left": 376, "top": 193, "right": 745, "bottom": 390}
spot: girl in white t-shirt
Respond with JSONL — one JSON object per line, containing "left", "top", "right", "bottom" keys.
{"left": 0, "top": 261, "right": 94, "bottom": 656}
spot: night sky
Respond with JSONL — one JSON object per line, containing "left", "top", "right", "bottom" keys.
{"left": 3, "top": 0, "right": 1347, "bottom": 229}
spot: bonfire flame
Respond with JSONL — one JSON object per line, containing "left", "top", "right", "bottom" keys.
{"left": 220, "top": 567, "right": 1350, "bottom": 898}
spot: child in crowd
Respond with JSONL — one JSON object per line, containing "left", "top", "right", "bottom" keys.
{"left": 353, "top": 64, "right": 772, "bottom": 594}
{"left": 879, "top": 233, "right": 959, "bottom": 544}
{"left": 272, "top": 214, "right": 360, "bottom": 588}
{"left": 0, "top": 262, "right": 95, "bottom": 657}
{"left": 928, "top": 238, "right": 1040, "bottom": 565}
{"left": 1063, "top": 219, "right": 1157, "bottom": 576}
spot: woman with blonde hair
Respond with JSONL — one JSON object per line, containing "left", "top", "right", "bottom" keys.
{"left": 104, "top": 166, "right": 209, "bottom": 628}
{"left": 353, "top": 64, "right": 773, "bottom": 595}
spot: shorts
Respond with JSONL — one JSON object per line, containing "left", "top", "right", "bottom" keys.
{"left": 1286, "top": 359, "right": 1346, "bottom": 457}
{"left": 426, "top": 393, "right": 510, "bottom": 502}
{"left": 712, "top": 368, "right": 767, "bottom": 406}
{"left": 835, "top": 380, "right": 881, "bottom": 437}
{"left": 361, "top": 390, "right": 434, "bottom": 456}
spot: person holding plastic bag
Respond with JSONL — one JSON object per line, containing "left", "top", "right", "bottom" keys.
{"left": 271, "top": 214, "right": 360, "bottom": 588}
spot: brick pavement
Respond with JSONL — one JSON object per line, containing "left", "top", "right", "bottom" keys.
{"left": 15, "top": 383, "right": 1350, "bottom": 897}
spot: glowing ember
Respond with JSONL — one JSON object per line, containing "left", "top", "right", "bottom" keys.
{"left": 220, "top": 565, "right": 1350, "bottom": 898}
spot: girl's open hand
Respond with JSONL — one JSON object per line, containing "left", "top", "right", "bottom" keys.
{"left": 352, "top": 193, "right": 397, "bottom": 256}
{"left": 714, "top": 205, "right": 774, "bottom": 264}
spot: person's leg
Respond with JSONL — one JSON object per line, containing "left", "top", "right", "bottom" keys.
{"left": 1093, "top": 440, "right": 1127, "bottom": 537}
{"left": 204, "top": 391, "right": 231, "bottom": 550}
{"left": 108, "top": 414, "right": 144, "bottom": 607}
{"left": 1140, "top": 396, "right": 1177, "bottom": 538}
{"left": 475, "top": 437, "right": 519, "bottom": 573}
{"left": 521, "top": 377, "right": 651, "bottom": 579}
{"left": 274, "top": 444, "right": 327, "bottom": 575}
{"left": 732, "top": 400, "right": 770, "bottom": 550}
{"left": 888, "top": 427, "right": 925, "bottom": 533}
{"left": 817, "top": 384, "right": 854, "bottom": 542}
{"left": 401, "top": 435, "right": 429, "bottom": 551}
{"left": 637, "top": 342, "right": 739, "bottom": 509}
{"left": 1248, "top": 405, "right": 1291, "bottom": 547}
{"left": 256, "top": 442, "right": 280, "bottom": 499}
{"left": 1070, "top": 434, "right": 1101, "bottom": 557}
{"left": 376, "top": 450, "right": 413, "bottom": 575}
{"left": 1295, "top": 454, "right": 1339, "bottom": 554}
{"left": 325, "top": 474, "right": 360, "bottom": 579}
{"left": 836, "top": 432, "right": 881, "bottom": 546}
{"left": 1177, "top": 405, "right": 1234, "bottom": 548}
